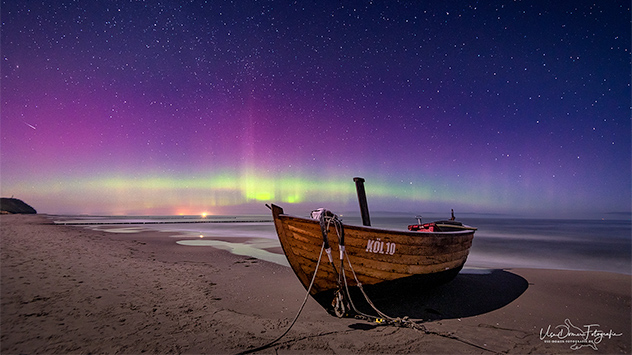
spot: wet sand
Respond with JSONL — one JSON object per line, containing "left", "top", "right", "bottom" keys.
{"left": 1, "top": 214, "right": 630, "bottom": 354}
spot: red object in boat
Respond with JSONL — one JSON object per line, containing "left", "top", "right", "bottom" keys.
{"left": 408, "top": 222, "right": 435, "bottom": 232}
{"left": 408, "top": 211, "right": 477, "bottom": 232}
{"left": 408, "top": 221, "right": 476, "bottom": 232}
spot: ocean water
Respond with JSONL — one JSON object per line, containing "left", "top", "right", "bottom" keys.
{"left": 53, "top": 212, "right": 631, "bottom": 275}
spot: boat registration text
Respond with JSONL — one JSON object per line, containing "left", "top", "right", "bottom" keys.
{"left": 365, "top": 238, "right": 396, "bottom": 255}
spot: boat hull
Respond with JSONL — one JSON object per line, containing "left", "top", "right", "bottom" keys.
{"left": 271, "top": 204, "right": 475, "bottom": 312}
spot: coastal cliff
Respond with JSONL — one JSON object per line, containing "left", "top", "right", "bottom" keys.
{"left": 0, "top": 198, "right": 37, "bottom": 214}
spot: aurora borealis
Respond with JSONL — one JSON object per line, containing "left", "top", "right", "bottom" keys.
{"left": 1, "top": 1, "right": 630, "bottom": 218}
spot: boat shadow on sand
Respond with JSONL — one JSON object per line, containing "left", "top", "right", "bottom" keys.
{"left": 347, "top": 268, "right": 528, "bottom": 323}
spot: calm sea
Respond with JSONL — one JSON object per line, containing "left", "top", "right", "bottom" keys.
{"left": 54, "top": 213, "right": 631, "bottom": 275}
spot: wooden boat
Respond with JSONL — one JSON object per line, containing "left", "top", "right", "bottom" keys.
{"left": 270, "top": 179, "right": 476, "bottom": 316}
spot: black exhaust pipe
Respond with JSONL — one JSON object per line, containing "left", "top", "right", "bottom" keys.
{"left": 353, "top": 177, "right": 371, "bottom": 226}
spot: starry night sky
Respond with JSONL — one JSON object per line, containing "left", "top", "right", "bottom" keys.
{"left": 1, "top": 1, "right": 630, "bottom": 218}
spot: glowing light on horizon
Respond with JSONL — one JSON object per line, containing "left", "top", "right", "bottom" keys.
{"left": 1, "top": 168, "right": 504, "bottom": 215}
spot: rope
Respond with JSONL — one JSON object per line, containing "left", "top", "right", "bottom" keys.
{"left": 237, "top": 242, "right": 327, "bottom": 355}
{"left": 342, "top": 248, "right": 427, "bottom": 331}
{"left": 323, "top": 213, "right": 351, "bottom": 317}
{"left": 321, "top": 211, "right": 427, "bottom": 331}
{"left": 328, "top": 216, "right": 498, "bottom": 353}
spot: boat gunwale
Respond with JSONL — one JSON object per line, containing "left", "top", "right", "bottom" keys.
{"left": 277, "top": 212, "right": 477, "bottom": 236}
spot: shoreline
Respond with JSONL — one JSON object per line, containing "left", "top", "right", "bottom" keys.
{"left": 57, "top": 213, "right": 632, "bottom": 276}
{"left": 1, "top": 214, "right": 630, "bottom": 354}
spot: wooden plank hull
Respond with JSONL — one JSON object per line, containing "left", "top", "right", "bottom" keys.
{"left": 271, "top": 204, "right": 475, "bottom": 313}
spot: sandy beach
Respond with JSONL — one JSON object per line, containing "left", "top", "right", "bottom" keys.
{"left": 1, "top": 214, "right": 630, "bottom": 354}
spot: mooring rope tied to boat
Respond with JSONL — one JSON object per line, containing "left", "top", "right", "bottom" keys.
{"left": 329, "top": 215, "right": 427, "bottom": 331}
{"left": 332, "top": 221, "right": 499, "bottom": 353}
{"left": 329, "top": 215, "right": 500, "bottom": 353}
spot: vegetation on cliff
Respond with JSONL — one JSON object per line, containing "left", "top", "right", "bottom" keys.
{"left": 0, "top": 198, "right": 37, "bottom": 214}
